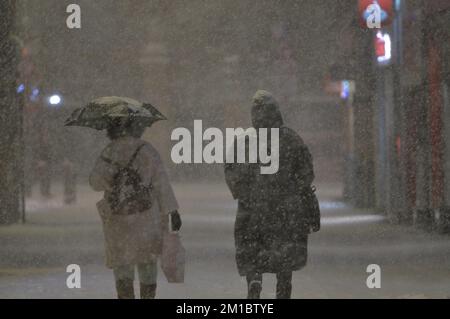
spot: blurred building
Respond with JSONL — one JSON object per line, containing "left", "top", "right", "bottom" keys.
{"left": 406, "top": 0, "right": 450, "bottom": 232}
{"left": 333, "top": 0, "right": 450, "bottom": 233}
{"left": 17, "top": 1, "right": 364, "bottom": 194}
{"left": 0, "top": 0, "right": 24, "bottom": 224}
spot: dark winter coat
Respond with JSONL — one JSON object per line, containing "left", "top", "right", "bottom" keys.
{"left": 225, "top": 90, "right": 315, "bottom": 276}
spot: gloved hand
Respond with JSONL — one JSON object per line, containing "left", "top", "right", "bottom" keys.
{"left": 310, "top": 222, "right": 320, "bottom": 233}
{"left": 169, "top": 210, "right": 182, "bottom": 232}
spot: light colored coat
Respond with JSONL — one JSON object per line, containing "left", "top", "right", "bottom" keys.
{"left": 90, "top": 136, "right": 178, "bottom": 268}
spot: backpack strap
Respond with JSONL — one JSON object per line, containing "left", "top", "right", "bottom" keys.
{"left": 126, "top": 143, "right": 146, "bottom": 170}
{"left": 100, "top": 142, "right": 146, "bottom": 169}
{"left": 100, "top": 155, "right": 115, "bottom": 166}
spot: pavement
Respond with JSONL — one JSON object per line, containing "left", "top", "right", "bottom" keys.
{"left": 0, "top": 182, "right": 449, "bottom": 299}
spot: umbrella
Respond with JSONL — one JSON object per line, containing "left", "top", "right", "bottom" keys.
{"left": 64, "top": 96, "right": 167, "bottom": 130}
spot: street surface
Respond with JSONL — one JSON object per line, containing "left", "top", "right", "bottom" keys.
{"left": 0, "top": 183, "right": 449, "bottom": 298}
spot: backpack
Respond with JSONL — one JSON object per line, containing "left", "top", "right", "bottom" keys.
{"left": 101, "top": 143, "right": 152, "bottom": 215}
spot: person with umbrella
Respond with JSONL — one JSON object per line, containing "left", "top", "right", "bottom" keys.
{"left": 65, "top": 96, "right": 182, "bottom": 299}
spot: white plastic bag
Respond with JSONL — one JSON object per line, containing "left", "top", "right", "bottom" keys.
{"left": 161, "top": 232, "right": 185, "bottom": 283}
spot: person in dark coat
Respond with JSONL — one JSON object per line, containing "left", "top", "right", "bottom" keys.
{"left": 225, "top": 90, "right": 319, "bottom": 299}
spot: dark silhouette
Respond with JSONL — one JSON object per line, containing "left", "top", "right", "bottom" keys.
{"left": 225, "top": 90, "right": 320, "bottom": 299}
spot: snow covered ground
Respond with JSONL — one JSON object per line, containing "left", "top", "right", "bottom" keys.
{"left": 0, "top": 182, "right": 449, "bottom": 299}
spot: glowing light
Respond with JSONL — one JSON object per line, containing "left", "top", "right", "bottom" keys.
{"left": 17, "top": 84, "right": 25, "bottom": 94}
{"left": 29, "top": 87, "right": 40, "bottom": 102}
{"left": 49, "top": 94, "right": 62, "bottom": 105}
{"left": 32, "top": 88, "right": 39, "bottom": 96}
{"left": 375, "top": 31, "right": 392, "bottom": 64}
{"left": 362, "top": 1, "right": 389, "bottom": 22}
{"left": 341, "top": 81, "right": 350, "bottom": 99}
{"left": 322, "top": 214, "right": 385, "bottom": 225}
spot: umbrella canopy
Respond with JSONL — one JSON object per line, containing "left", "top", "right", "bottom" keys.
{"left": 64, "top": 96, "right": 167, "bottom": 130}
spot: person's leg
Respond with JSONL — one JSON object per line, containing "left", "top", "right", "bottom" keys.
{"left": 63, "top": 160, "right": 77, "bottom": 204}
{"left": 276, "top": 271, "right": 292, "bottom": 299}
{"left": 39, "top": 162, "right": 51, "bottom": 198}
{"left": 113, "top": 265, "right": 135, "bottom": 299}
{"left": 138, "top": 259, "right": 158, "bottom": 299}
{"left": 246, "top": 272, "right": 262, "bottom": 299}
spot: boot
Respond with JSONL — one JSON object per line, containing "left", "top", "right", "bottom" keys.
{"left": 247, "top": 280, "right": 262, "bottom": 299}
{"left": 140, "top": 283, "right": 157, "bottom": 299}
{"left": 276, "top": 280, "right": 292, "bottom": 299}
{"left": 115, "top": 279, "right": 135, "bottom": 299}
{"left": 276, "top": 272, "right": 292, "bottom": 299}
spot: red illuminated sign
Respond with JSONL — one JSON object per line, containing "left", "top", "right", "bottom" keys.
{"left": 359, "top": 0, "right": 393, "bottom": 28}
{"left": 374, "top": 31, "right": 392, "bottom": 64}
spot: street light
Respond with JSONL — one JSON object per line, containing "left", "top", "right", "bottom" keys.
{"left": 49, "top": 94, "right": 62, "bottom": 106}
{"left": 16, "top": 83, "right": 25, "bottom": 94}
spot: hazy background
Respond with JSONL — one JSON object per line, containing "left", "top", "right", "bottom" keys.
{"left": 18, "top": 0, "right": 354, "bottom": 186}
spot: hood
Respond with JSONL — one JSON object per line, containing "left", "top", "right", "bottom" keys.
{"left": 251, "top": 90, "right": 283, "bottom": 129}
